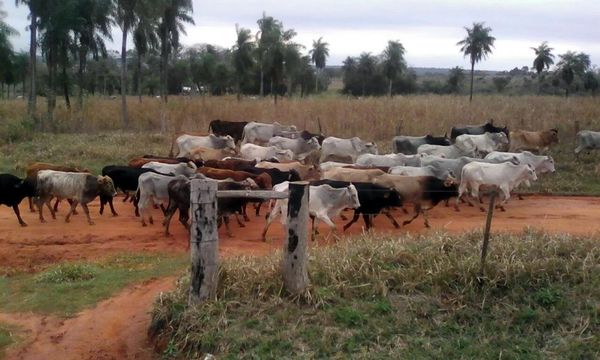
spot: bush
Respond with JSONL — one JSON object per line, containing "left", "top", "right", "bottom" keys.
{"left": 35, "top": 263, "right": 98, "bottom": 283}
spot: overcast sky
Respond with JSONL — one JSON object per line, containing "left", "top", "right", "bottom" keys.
{"left": 4, "top": 0, "right": 600, "bottom": 70}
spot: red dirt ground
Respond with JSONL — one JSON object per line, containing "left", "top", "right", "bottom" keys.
{"left": 1, "top": 195, "right": 600, "bottom": 359}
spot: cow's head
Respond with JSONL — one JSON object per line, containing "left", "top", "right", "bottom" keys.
{"left": 525, "top": 164, "right": 538, "bottom": 182}
{"left": 546, "top": 128, "right": 560, "bottom": 144}
{"left": 97, "top": 176, "right": 117, "bottom": 197}
{"left": 364, "top": 142, "right": 378, "bottom": 155}
{"left": 346, "top": 184, "right": 361, "bottom": 209}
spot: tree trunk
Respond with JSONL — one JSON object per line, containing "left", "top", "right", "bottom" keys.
{"left": 160, "top": 36, "right": 169, "bottom": 133}
{"left": 388, "top": 78, "right": 393, "bottom": 97}
{"left": 469, "top": 61, "right": 475, "bottom": 103}
{"left": 237, "top": 80, "right": 242, "bottom": 101}
{"left": 565, "top": 87, "right": 569, "bottom": 98}
{"left": 120, "top": 24, "right": 129, "bottom": 128}
{"left": 259, "top": 64, "right": 264, "bottom": 96}
{"left": 77, "top": 47, "right": 86, "bottom": 128}
{"left": 315, "top": 67, "right": 318, "bottom": 93}
{"left": 137, "top": 53, "right": 143, "bottom": 103}
{"left": 537, "top": 71, "right": 542, "bottom": 95}
{"left": 62, "top": 62, "right": 70, "bottom": 110}
{"left": 46, "top": 52, "right": 56, "bottom": 131}
{"left": 28, "top": 13, "right": 37, "bottom": 118}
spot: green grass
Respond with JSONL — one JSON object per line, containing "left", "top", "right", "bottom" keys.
{"left": 0, "top": 253, "right": 187, "bottom": 317}
{"left": 149, "top": 230, "right": 600, "bottom": 359}
{"left": 0, "top": 323, "right": 18, "bottom": 358}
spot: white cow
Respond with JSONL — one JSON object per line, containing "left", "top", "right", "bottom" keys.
{"left": 355, "top": 153, "right": 421, "bottom": 167}
{"left": 455, "top": 132, "right": 509, "bottom": 156}
{"left": 458, "top": 162, "right": 537, "bottom": 211}
{"left": 241, "top": 121, "right": 298, "bottom": 145}
{"left": 485, "top": 151, "right": 555, "bottom": 175}
{"left": 267, "top": 136, "right": 321, "bottom": 159}
{"left": 575, "top": 130, "right": 600, "bottom": 157}
{"left": 137, "top": 173, "right": 191, "bottom": 226}
{"left": 320, "top": 136, "right": 378, "bottom": 163}
{"left": 388, "top": 165, "right": 455, "bottom": 181}
{"left": 319, "top": 161, "right": 351, "bottom": 172}
{"left": 417, "top": 137, "right": 477, "bottom": 159}
{"left": 262, "top": 182, "right": 361, "bottom": 240}
{"left": 172, "top": 134, "right": 236, "bottom": 158}
{"left": 240, "top": 143, "right": 295, "bottom": 163}
{"left": 141, "top": 161, "right": 197, "bottom": 177}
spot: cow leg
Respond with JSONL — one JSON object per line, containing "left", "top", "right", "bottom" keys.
{"left": 108, "top": 196, "right": 118, "bottom": 216}
{"left": 162, "top": 200, "right": 177, "bottom": 236}
{"left": 342, "top": 211, "right": 361, "bottom": 231}
{"left": 99, "top": 197, "right": 105, "bottom": 215}
{"left": 262, "top": 201, "right": 282, "bottom": 241}
{"left": 382, "top": 209, "right": 400, "bottom": 228}
{"left": 339, "top": 212, "right": 348, "bottom": 221}
{"left": 254, "top": 201, "right": 263, "bottom": 216}
{"left": 402, "top": 204, "right": 421, "bottom": 226}
{"left": 234, "top": 212, "right": 245, "bottom": 227}
{"left": 444, "top": 198, "right": 449, "bottom": 207}
{"left": 65, "top": 200, "right": 79, "bottom": 223}
{"left": 242, "top": 204, "right": 250, "bottom": 222}
{"left": 45, "top": 199, "right": 56, "bottom": 220}
{"left": 517, "top": 194, "right": 524, "bottom": 200}
{"left": 122, "top": 192, "right": 130, "bottom": 202}
{"left": 37, "top": 197, "right": 46, "bottom": 223}
{"left": 422, "top": 207, "right": 431, "bottom": 228}
{"left": 81, "top": 203, "right": 94, "bottom": 225}
{"left": 28, "top": 197, "right": 36, "bottom": 212}
{"left": 53, "top": 198, "right": 60, "bottom": 212}
{"left": 12, "top": 205, "right": 27, "bottom": 227}
{"left": 223, "top": 216, "right": 233, "bottom": 237}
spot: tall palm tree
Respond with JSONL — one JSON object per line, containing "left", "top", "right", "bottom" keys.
{"left": 357, "top": 52, "right": 376, "bottom": 97}
{"left": 15, "top": 0, "right": 41, "bottom": 116}
{"left": 382, "top": 40, "right": 406, "bottom": 97}
{"left": 556, "top": 51, "right": 591, "bottom": 97}
{"left": 157, "top": 0, "right": 194, "bottom": 132}
{"left": 457, "top": 22, "right": 495, "bottom": 102}
{"left": 531, "top": 41, "right": 554, "bottom": 94}
{"left": 114, "top": 0, "right": 138, "bottom": 128}
{"left": 256, "top": 13, "right": 281, "bottom": 97}
{"left": 309, "top": 37, "right": 329, "bottom": 93}
{"left": 232, "top": 24, "right": 254, "bottom": 101}
{"left": 0, "top": 2, "right": 17, "bottom": 99}
{"left": 132, "top": 3, "right": 159, "bottom": 102}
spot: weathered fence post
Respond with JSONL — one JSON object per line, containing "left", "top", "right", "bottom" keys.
{"left": 189, "top": 179, "right": 219, "bottom": 305}
{"left": 479, "top": 190, "right": 497, "bottom": 277}
{"left": 283, "top": 182, "right": 310, "bottom": 295}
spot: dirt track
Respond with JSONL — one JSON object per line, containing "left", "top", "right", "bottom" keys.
{"left": 1, "top": 195, "right": 600, "bottom": 359}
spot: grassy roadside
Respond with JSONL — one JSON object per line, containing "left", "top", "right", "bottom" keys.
{"left": 149, "top": 230, "right": 600, "bottom": 359}
{"left": 0, "top": 253, "right": 187, "bottom": 317}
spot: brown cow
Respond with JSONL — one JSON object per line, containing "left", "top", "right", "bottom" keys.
{"left": 509, "top": 129, "right": 559, "bottom": 152}
{"left": 322, "top": 167, "right": 386, "bottom": 183}
{"left": 197, "top": 167, "right": 272, "bottom": 190}
{"left": 24, "top": 162, "right": 90, "bottom": 212}
{"left": 255, "top": 161, "right": 321, "bottom": 180}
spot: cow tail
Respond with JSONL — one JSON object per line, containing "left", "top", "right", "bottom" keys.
{"left": 168, "top": 133, "right": 177, "bottom": 158}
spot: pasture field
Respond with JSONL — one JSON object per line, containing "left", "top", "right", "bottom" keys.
{"left": 1, "top": 94, "right": 600, "bottom": 194}
{"left": 150, "top": 231, "right": 600, "bottom": 359}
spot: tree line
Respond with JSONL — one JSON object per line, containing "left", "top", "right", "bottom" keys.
{"left": 0, "top": 2, "right": 599, "bottom": 131}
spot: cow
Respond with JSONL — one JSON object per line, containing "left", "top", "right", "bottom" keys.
{"left": 101, "top": 165, "right": 171, "bottom": 216}
{"left": 322, "top": 167, "right": 386, "bottom": 183}
{"left": 392, "top": 134, "right": 451, "bottom": 155}
{"left": 208, "top": 119, "right": 248, "bottom": 143}
{"left": 355, "top": 153, "right": 422, "bottom": 167}
{"left": 262, "top": 183, "right": 361, "bottom": 241}
{"left": 0, "top": 174, "right": 36, "bottom": 226}
{"left": 458, "top": 162, "right": 537, "bottom": 212}
{"left": 373, "top": 174, "right": 458, "bottom": 228}
{"left": 575, "top": 130, "right": 600, "bottom": 158}
{"left": 185, "top": 147, "right": 237, "bottom": 161}
{"left": 417, "top": 137, "right": 477, "bottom": 158}
{"left": 267, "top": 136, "right": 321, "bottom": 160}
{"left": 36, "top": 170, "right": 117, "bottom": 225}
{"left": 450, "top": 121, "right": 509, "bottom": 140}
{"left": 170, "top": 134, "right": 236, "bottom": 158}
{"left": 455, "top": 132, "right": 509, "bottom": 155}
{"left": 255, "top": 161, "right": 320, "bottom": 181}
{"left": 141, "top": 161, "right": 197, "bottom": 177}
{"left": 509, "top": 129, "right": 559, "bottom": 153}
{"left": 163, "top": 178, "right": 256, "bottom": 236}
{"left": 129, "top": 156, "right": 203, "bottom": 169}
{"left": 421, "top": 155, "right": 520, "bottom": 183}
{"left": 203, "top": 158, "right": 257, "bottom": 170}
{"left": 197, "top": 167, "right": 272, "bottom": 190}
{"left": 136, "top": 172, "right": 195, "bottom": 226}
{"left": 310, "top": 179, "right": 404, "bottom": 231}
{"left": 24, "top": 162, "right": 90, "bottom": 213}
{"left": 240, "top": 143, "right": 295, "bottom": 163}
{"left": 389, "top": 165, "right": 455, "bottom": 181}
{"left": 299, "top": 130, "right": 325, "bottom": 145}
{"left": 240, "top": 121, "right": 298, "bottom": 145}
{"left": 320, "top": 136, "right": 378, "bottom": 163}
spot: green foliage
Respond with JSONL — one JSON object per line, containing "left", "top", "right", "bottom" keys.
{"left": 492, "top": 76, "right": 511, "bottom": 92}
{"left": 149, "top": 232, "right": 600, "bottom": 358}
{"left": 35, "top": 263, "right": 97, "bottom": 283}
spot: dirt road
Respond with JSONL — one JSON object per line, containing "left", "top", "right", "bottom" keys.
{"left": 1, "top": 195, "right": 600, "bottom": 359}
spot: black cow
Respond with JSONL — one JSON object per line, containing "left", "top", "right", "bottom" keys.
{"left": 299, "top": 130, "right": 326, "bottom": 145}
{"left": 450, "top": 121, "right": 509, "bottom": 140}
{"left": 101, "top": 165, "right": 168, "bottom": 216}
{"left": 392, "top": 134, "right": 451, "bottom": 154}
{"left": 237, "top": 167, "right": 302, "bottom": 217}
{"left": 208, "top": 119, "right": 249, "bottom": 144}
{"left": 163, "top": 178, "right": 254, "bottom": 236}
{"left": 0, "top": 174, "right": 36, "bottom": 226}
{"left": 310, "top": 179, "right": 403, "bottom": 231}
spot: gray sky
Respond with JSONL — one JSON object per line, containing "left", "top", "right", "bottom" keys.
{"left": 4, "top": 0, "right": 600, "bottom": 70}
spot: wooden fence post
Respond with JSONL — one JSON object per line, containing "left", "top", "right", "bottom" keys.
{"left": 283, "top": 182, "right": 310, "bottom": 295}
{"left": 189, "top": 179, "right": 219, "bottom": 305}
{"left": 479, "top": 190, "right": 497, "bottom": 277}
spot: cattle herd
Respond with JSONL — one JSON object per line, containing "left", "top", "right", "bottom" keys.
{"left": 3, "top": 119, "right": 600, "bottom": 241}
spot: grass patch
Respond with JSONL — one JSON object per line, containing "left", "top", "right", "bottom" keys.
{"left": 149, "top": 230, "right": 600, "bottom": 359}
{"left": 0, "top": 323, "right": 19, "bottom": 358}
{"left": 0, "top": 253, "right": 187, "bottom": 317}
